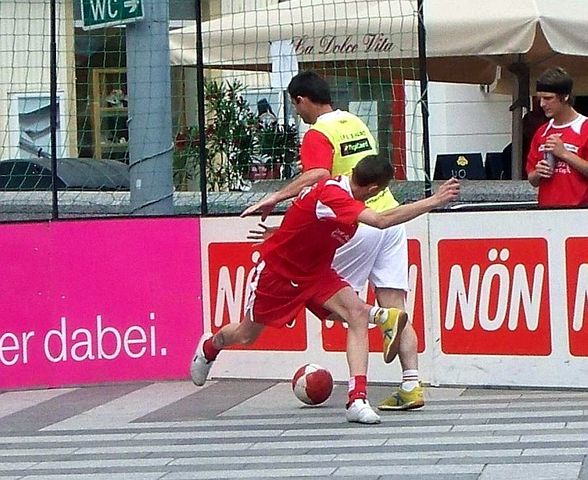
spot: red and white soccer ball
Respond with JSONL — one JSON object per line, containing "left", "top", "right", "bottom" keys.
{"left": 291, "top": 363, "right": 333, "bottom": 405}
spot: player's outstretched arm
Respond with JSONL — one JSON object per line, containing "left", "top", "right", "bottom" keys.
{"left": 240, "top": 168, "right": 329, "bottom": 220}
{"left": 358, "top": 178, "right": 460, "bottom": 229}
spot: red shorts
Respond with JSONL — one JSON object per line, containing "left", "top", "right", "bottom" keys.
{"left": 245, "top": 261, "right": 349, "bottom": 328}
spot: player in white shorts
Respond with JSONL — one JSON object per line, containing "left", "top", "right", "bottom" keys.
{"left": 333, "top": 221, "right": 423, "bottom": 410}
{"left": 334, "top": 224, "right": 408, "bottom": 295}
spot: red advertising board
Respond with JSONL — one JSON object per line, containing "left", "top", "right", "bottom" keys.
{"left": 438, "top": 238, "right": 551, "bottom": 355}
{"left": 321, "top": 239, "right": 425, "bottom": 354}
{"left": 208, "top": 242, "right": 307, "bottom": 351}
{"left": 566, "top": 237, "right": 588, "bottom": 356}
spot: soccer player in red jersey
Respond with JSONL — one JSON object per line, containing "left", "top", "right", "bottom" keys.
{"left": 243, "top": 71, "right": 426, "bottom": 411}
{"left": 527, "top": 67, "right": 588, "bottom": 207}
{"left": 191, "top": 155, "right": 460, "bottom": 424}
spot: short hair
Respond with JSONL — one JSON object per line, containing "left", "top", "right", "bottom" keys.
{"left": 287, "top": 71, "right": 332, "bottom": 105}
{"left": 351, "top": 155, "right": 393, "bottom": 187}
{"left": 536, "top": 67, "right": 574, "bottom": 103}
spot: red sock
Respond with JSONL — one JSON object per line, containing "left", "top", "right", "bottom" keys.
{"left": 347, "top": 375, "right": 367, "bottom": 406}
{"left": 203, "top": 338, "right": 220, "bottom": 361}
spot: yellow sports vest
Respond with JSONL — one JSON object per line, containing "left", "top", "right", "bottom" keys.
{"left": 311, "top": 110, "right": 399, "bottom": 212}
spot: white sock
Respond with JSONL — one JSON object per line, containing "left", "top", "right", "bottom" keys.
{"left": 401, "top": 369, "right": 419, "bottom": 391}
{"left": 368, "top": 306, "right": 387, "bottom": 325}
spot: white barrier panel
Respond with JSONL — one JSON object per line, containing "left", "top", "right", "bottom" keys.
{"left": 428, "top": 209, "right": 588, "bottom": 388}
{"left": 201, "top": 211, "right": 588, "bottom": 388}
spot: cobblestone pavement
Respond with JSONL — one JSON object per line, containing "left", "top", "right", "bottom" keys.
{"left": 1, "top": 380, "right": 587, "bottom": 479}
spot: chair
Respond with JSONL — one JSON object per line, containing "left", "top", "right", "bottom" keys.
{"left": 433, "top": 153, "right": 486, "bottom": 180}
{"left": 485, "top": 151, "right": 512, "bottom": 180}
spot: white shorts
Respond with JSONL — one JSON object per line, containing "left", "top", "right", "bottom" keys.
{"left": 332, "top": 223, "right": 408, "bottom": 292}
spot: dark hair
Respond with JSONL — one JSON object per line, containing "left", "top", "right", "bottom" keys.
{"left": 257, "top": 98, "right": 274, "bottom": 116}
{"left": 287, "top": 71, "right": 332, "bottom": 105}
{"left": 351, "top": 155, "right": 393, "bottom": 187}
{"left": 536, "top": 67, "right": 574, "bottom": 104}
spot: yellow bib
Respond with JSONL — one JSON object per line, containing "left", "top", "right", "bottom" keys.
{"left": 312, "top": 110, "right": 398, "bottom": 212}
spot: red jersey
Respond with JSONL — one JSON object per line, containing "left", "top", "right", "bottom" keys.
{"left": 526, "top": 115, "right": 588, "bottom": 207}
{"left": 260, "top": 176, "right": 366, "bottom": 282}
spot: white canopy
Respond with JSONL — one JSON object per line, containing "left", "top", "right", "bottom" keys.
{"left": 169, "top": 0, "right": 588, "bottom": 89}
{"left": 170, "top": 0, "right": 420, "bottom": 75}
{"left": 426, "top": 0, "right": 588, "bottom": 90}
{"left": 428, "top": 0, "right": 583, "bottom": 57}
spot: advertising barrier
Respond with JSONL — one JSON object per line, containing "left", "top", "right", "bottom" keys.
{"left": 2, "top": 209, "right": 586, "bottom": 391}
{"left": 201, "top": 211, "right": 588, "bottom": 389}
{"left": 567, "top": 237, "right": 588, "bottom": 357}
{"left": 0, "top": 217, "right": 203, "bottom": 390}
{"left": 200, "top": 216, "right": 432, "bottom": 384}
{"left": 429, "top": 210, "right": 588, "bottom": 388}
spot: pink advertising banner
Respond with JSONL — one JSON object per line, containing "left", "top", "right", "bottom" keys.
{"left": 0, "top": 217, "right": 203, "bottom": 390}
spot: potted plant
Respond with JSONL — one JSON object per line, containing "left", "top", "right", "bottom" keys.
{"left": 173, "top": 79, "right": 300, "bottom": 189}
{"left": 204, "top": 79, "right": 258, "bottom": 190}
{"left": 173, "top": 78, "right": 258, "bottom": 191}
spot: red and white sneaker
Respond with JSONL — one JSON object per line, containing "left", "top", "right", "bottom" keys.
{"left": 190, "top": 333, "right": 214, "bottom": 386}
{"left": 346, "top": 399, "right": 381, "bottom": 424}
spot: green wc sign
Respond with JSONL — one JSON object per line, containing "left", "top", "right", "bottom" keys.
{"left": 81, "top": 0, "right": 144, "bottom": 30}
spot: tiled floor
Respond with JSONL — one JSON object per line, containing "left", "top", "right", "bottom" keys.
{"left": 0, "top": 380, "right": 587, "bottom": 479}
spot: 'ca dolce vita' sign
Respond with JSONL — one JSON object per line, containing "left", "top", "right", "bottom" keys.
{"left": 291, "top": 33, "right": 397, "bottom": 56}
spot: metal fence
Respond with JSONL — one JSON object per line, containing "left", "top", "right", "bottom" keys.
{"left": 0, "top": 0, "right": 427, "bottom": 220}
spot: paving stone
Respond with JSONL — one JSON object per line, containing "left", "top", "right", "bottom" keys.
{"left": 1, "top": 380, "right": 587, "bottom": 479}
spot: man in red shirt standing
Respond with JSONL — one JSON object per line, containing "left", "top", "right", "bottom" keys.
{"left": 191, "top": 155, "right": 460, "bottom": 424}
{"left": 527, "top": 67, "right": 588, "bottom": 206}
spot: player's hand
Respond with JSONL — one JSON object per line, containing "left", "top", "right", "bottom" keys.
{"left": 544, "top": 134, "right": 565, "bottom": 158}
{"left": 433, "top": 178, "right": 460, "bottom": 206}
{"left": 240, "top": 194, "right": 278, "bottom": 220}
{"left": 534, "top": 158, "right": 554, "bottom": 178}
{"left": 246, "top": 223, "right": 277, "bottom": 242}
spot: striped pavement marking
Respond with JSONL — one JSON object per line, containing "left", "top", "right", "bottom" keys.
{"left": 0, "top": 380, "right": 586, "bottom": 479}
{"left": 0, "top": 389, "right": 76, "bottom": 419}
{"left": 44, "top": 382, "right": 210, "bottom": 431}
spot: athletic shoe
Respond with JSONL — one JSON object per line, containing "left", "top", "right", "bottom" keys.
{"left": 378, "top": 383, "right": 425, "bottom": 411}
{"left": 375, "top": 307, "right": 408, "bottom": 364}
{"left": 345, "top": 399, "right": 381, "bottom": 424}
{"left": 190, "top": 333, "right": 214, "bottom": 386}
